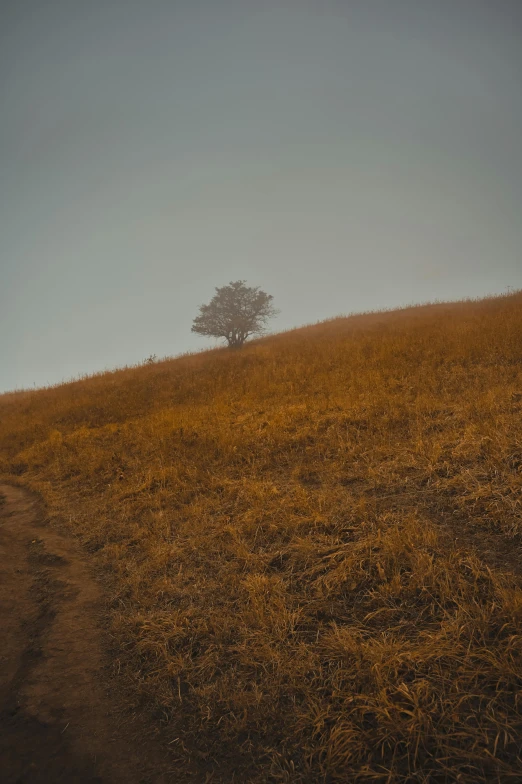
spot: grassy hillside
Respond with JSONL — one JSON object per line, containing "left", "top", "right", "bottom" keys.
{"left": 1, "top": 292, "right": 522, "bottom": 782}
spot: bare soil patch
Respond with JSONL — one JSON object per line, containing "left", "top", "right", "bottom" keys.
{"left": 0, "top": 483, "right": 174, "bottom": 784}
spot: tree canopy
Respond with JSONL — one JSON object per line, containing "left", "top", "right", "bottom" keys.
{"left": 191, "top": 281, "right": 278, "bottom": 348}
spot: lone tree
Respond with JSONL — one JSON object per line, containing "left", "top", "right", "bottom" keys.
{"left": 191, "top": 280, "right": 278, "bottom": 348}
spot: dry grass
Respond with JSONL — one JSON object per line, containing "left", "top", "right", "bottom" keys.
{"left": 1, "top": 292, "right": 522, "bottom": 782}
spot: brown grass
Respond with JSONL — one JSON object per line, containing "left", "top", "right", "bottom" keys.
{"left": 1, "top": 292, "right": 522, "bottom": 782}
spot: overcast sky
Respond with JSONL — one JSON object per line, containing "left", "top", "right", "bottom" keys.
{"left": 1, "top": 0, "right": 521, "bottom": 391}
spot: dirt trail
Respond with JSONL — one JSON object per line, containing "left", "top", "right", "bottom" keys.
{"left": 0, "top": 483, "right": 174, "bottom": 784}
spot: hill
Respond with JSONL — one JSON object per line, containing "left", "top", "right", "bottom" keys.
{"left": 1, "top": 292, "right": 522, "bottom": 782}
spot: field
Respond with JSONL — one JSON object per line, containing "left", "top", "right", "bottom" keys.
{"left": 1, "top": 292, "right": 522, "bottom": 782}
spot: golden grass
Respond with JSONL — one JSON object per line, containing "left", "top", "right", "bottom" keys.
{"left": 1, "top": 292, "right": 522, "bottom": 782}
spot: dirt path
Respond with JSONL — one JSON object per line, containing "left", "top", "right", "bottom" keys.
{"left": 0, "top": 483, "right": 174, "bottom": 784}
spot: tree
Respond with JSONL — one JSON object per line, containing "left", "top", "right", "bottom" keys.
{"left": 191, "top": 280, "right": 278, "bottom": 348}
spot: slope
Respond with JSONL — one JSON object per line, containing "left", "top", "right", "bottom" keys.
{"left": 1, "top": 292, "right": 522, "bottom": 782}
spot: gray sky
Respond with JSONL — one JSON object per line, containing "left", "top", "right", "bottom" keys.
{"left": 1, "top": 0, "right": 521, "bottom": 391}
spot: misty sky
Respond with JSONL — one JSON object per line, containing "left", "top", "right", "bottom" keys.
{"left": 1, "top": 1, "right": 521, "bottom": 391}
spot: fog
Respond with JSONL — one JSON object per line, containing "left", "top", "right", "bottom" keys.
{"left": 1, "top": 0, "right": 521, "bottom": 391}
